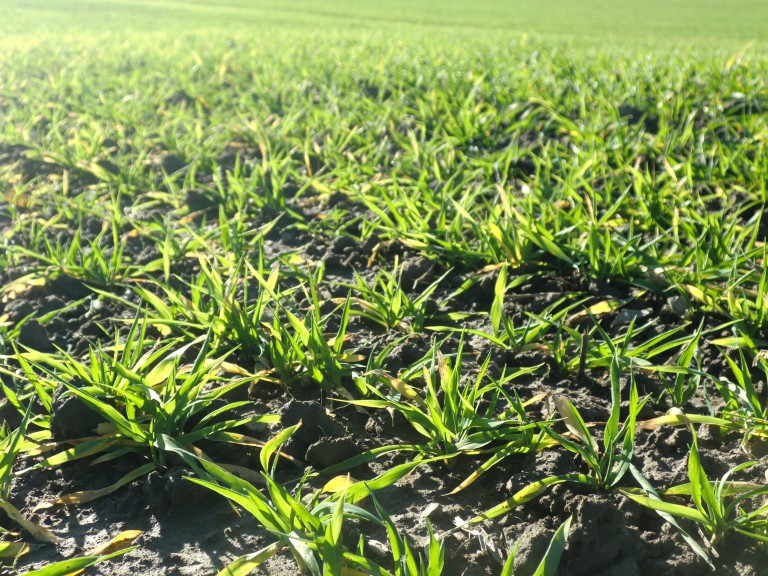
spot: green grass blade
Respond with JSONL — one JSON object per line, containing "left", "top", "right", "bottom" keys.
{"left": 19, "top": 547, "right": 136, "bottom": 575}
{"left": 215, "top": 542, "right": 284, "bottom": 576}
{"left": 532, "top": 515, "right": 572, "bottom": 576}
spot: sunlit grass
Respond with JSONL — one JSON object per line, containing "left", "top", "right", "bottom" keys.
{"left": 1, "top": 1, "right": 768, "bottom": 574}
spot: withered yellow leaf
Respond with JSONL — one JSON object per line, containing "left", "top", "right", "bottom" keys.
{"left": 321, "top": 475, "right": 355, "bottom": 494}
{"left": 0, "top": 499, "right": 57, "bottom": 544}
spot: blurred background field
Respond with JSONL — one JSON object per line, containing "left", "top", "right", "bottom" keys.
{"left": 3, "top": 0, "right": 768, "bottom": 49}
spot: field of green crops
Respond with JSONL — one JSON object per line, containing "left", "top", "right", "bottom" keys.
{"left": 1, "top": 1, "right": 768, "bottom": 575}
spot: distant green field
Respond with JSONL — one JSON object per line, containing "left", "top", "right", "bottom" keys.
{"left": 4, "top": 0, "right": 768, "bottom": 49}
